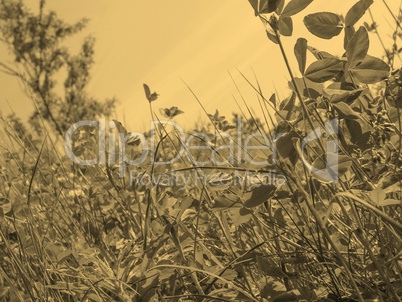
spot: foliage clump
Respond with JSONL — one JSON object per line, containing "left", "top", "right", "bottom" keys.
{"left": 0, "top": 0, "right": 116, "bottom": 136}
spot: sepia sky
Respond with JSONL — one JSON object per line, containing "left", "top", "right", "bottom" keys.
{"left": 0, "top": 0, "right": 400, "bottom": 131}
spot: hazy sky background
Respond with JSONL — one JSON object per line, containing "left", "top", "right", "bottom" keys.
{"left": 0, "top": 0, "right": 400, "bottom": 131}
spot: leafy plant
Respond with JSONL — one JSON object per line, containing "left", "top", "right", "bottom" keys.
{"left": 0, "top": 0, "right": 116, "bottom": 136}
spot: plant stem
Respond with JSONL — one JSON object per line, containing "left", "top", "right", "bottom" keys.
{"left": 264, "top": 16, "right": 327, "bottom": 155}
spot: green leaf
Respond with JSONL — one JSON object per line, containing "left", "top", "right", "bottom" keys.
{"left": 160, "top": 197, "right": 177, "bottom": 211}
{"left": 260, "top": 0, "right": 281, "bottom": 14}
{"left": 294, "top": 38, "right": 308, "bottom": 74}
{"left": 345, "top": 119, "right": 363, "bottom": 143}
{"left": 304, "top": 12, "right": 344, "bottom": 39}
{"left": 350, "top": 55, "right": 390, "bottom": 84}
{"left": 268, "top": 93, "right": 277, "bottom": 108}
{"left": 112, "top": 119, "right": 127, "bottom": 135}
{"left": 290, "top": 77, "right": 323, "bottom": 98}
{"left": 275, "top": 130, "right": 299, "bottom": 162}
{"left": 344, "top": 25, "right": 356, "bottom": 49}
{"left": 307, "top": 45, "right": 335, "bottom": 60}
{"left": 371, "top": 187, "right": 385, "bottom": 206}
{"left": 323, "top": 84, "right": 368, "bottom": 103}
{"left": 346, "top": 26, "right": 369, "bottom": 69}
{"left": 311, "top": 154, "right": 353, "bottom": 182}
{"left": 278, "top": 16, "right": 293, "bottom": 36}
{"left": 354, "top": 131, "right": 372, "bottom": 151}
{"left": 280, "top": 91, "right": 296, "bottom": 112}
{"left": 159, "top": 106, "right": 184, "bottom": 119}
{"left": 239, "top": 207, "right": 251, "bottom": 216}
{"left": 213, "top": 194, "right": 241, "bottom": 210}
{"left": 143, "top": 83, "right": 158, "bottom": 102}
{"left": 126, "top": 132, "right": 142, "bottom": 146}
{"left": 345, "top": 0, "right": 374, "bottom": 27}
{"left": 332, "top": 102, "right": 359, "bottom": 119}
{"left": 221, "top": 269, "right": 238, "bottom": 281}
{"left": 229, "top": 207, "right": 252, "bottom": 226}
{"left": 244, "top": 184, "right": 277, "bottom": 208}
{"left": 57, "top": 249, "right": 72, "bottom": 264}
{"left": 181, "top": 209, "right": 197, "bottom": 221}
{"left": 45, "top": 243, "right": 64, "bottom": 262}
{"left": 176, "top": 196, "right": 194, "bottom": 221}
{"left": 275, "top": 0, "right": 285, "bottom": 14}
{"left": 304, "top": 58, "right": 343, "bottom": 83}
{"left": 326, "top": 81, "right": 355, "bottom": 90}
{"left": 266, "top": 29, "right": 279, "bottom": 44}
{"left": 248, "top": 0, "right": 259, "bottom": 16}
{"left": 328, "top": 88, "right": 368, "bottom": 104}
{"left": 281, "top": 0, "right": 314, "bottom": 17}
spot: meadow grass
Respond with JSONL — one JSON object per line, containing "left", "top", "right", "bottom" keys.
{"left": 1, "top": 0, "right": 402, "bottom": 301}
